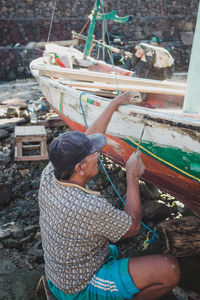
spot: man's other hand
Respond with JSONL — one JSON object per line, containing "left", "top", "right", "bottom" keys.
{"left": 113, "top": 91, "right": 141, "bottom": 108}
{"left": 126, "top": 151, "right": 145, "bottom": 180}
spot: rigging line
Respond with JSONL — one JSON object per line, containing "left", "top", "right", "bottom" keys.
{"left": 79, "top": 19, "right": 90, "bottom": 35}
{"left": 47, "top": 0, "right": 57, "bottom": 42}
{"left": 99, "top": 0, "right": 120, "bottom": 95}
{"left": 79, "top": 92, "right": 159, "bottom": 244}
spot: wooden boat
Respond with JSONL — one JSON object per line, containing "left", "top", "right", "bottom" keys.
{"left": 30, "top": 1, "right": 200, "bottom": 216}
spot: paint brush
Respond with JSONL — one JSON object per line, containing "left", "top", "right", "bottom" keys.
{"left": 136, "top": 125, "right": 146, "bottom": 152}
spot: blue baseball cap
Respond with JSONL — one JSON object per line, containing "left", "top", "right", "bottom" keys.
{"left": 48, "top": 131, "right": 107, "bottom": 174}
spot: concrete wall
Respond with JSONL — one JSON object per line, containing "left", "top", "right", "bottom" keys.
{"left": 0, "top": 0, "right": 199, "bottom": 71}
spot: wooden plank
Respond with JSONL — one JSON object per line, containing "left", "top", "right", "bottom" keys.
{"left": 76, "top": 87, "right": 117, "bottom": 98}
{"left": 32, "top": 39, "right": 78, "bottom": 48}
{"left": 22, "top": 144, "right": 40, "bottom": 150}
{"left": 16, "top": 142, "right": 22, "bottom": 157}
{"left": 15, "top": 154, "right": 48, "bottom": 161}
{"left": 16, "top": 136, "right": 46, "bottom": 142}
{"left": 36, "top": 65, "right": 186, "bottom": 91}
{"left": 63, "top": 80, "right": 185, "bottom": 96}
{"left": 40, "top": 140, "right": 48, "bottom": 156}
{"left": 15, "top": 126, "right": 47, "bottom": 137}
{"left": 58, "top": 79, "right": 117, "bottom": 97}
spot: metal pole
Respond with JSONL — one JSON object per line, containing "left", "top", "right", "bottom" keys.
{"left": 102, "top": 18, "right": 106, "bottom": 61}
{"left": 83, "top": 0, "right": 101, "bottom": 58}
{"left": 183, "top": 2, "right": 200, "bottom": 113}
{"left": 102, "top": 0, "right": 107, "bottom": 61}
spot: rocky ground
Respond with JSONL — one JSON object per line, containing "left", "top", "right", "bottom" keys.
{"left": 0, "top": 79, "right": 200, "bottom": 300}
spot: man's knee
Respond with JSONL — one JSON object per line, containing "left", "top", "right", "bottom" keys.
{"left": 162, "top": 255, "right": 180, "bottom": 288}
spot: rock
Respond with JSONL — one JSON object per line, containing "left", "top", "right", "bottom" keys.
{"left": 19, "top": 169, "right": 29, "bottom": 177}
{"left": 2, "top": 98, "right": 28, "bottom": 108}
{"left": 0, "top": 183, "right": 12, "bottom": 208}
{"left": 180, "top": 31, "right": 194, "bottom": 45}
{"left": 28, "top": 239, "right": 44, "bottom": 264}
{"left": 0, "top": 253, "right": 41, "bottom": 300}
{"left": 19, "top": 235, "right": 32, "bottom": 244}
{"left": 18, "top": 179, "right": 32, "bottom": 193}
{"left": 6, "top": 176, "right": 15, "bottom": 183}
{"left": 18, "top": 109, "right": 29, "bottom": 119}
{"left": 2, "top": 237, "right": 21, "bottom": 249}
{"left": 0, "top": 228, "right": 12, "bottom": 239}
{"left": 25, "top": 190, "right": 38, "bottom": 200}
{"left": 0, "top": 222, "right": 23, "bottom": 240}
{"left": 142, "top": 200, "right": 171, "bottom": 224}
{"left": 6, "top": 106, "right": 20, "bottom": 117}
{"left": 21, "top": 207, "right": 31, "bottom": 218}
{"left": 0, "top": 105, "right": 8, "bottom": 117}
{"left": 0, "top": 253, "right": 16, "bottom": 274}
{"left": 12, "top": 228, "right": 25, "bottom": 239}
{"left": 172, "top": 286, "right": 189, "bottom": 300}
{"left": 186, "top": 291, "right": 200, "bottom": 299}
{"left": 183, "top": 21, "right": 193, "bottom": 32}
{"left": 24, "top": 224, "right": 40, "bottom": 235}
{"left": 140, "top": 181, "right": 161, "bottom": 201}
{"left": 0, "top": 117, "right": 27, "bottom": 132}
{"left": 0, "top": 150, "right": 10, "bottom": 162}
{"left": 0, "top": 129, "right": 9, "bottom": 140}
{"left": 31, "top": 179, "right": 40, "bottom": 190}
{"left": 174, "top": 200, "right": 185, "bottom": 214}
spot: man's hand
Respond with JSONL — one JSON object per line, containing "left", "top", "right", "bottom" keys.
{"left": 123, "top": 150, "right": 144, "bottom": 238}
{"left": 126, "top": 151, "right": 145, "bottom": 180}
{"left": 86, "top": 92, "right": 140, "bottom": 136}
{"left": 113, "top": 91, "right": 141, "bottom": 108}
{"left": 135, "top": 46, "right": 145, "bottom": 59}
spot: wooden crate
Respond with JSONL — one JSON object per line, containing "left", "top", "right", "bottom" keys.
{"left": 14, "top": 126, "right": 49, "bottom": 161}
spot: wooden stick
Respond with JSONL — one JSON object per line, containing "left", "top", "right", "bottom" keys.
{"left": 72, "top": 30, "right": 133, "bottom": 59}
{"left": 36, "top": 65, "right": 186, "bottom": 92}
{"left": 64, "top": 80, "right": 185, "bottom": 96}
{"left": 31, "top": 40, "right": 78, "bottom": 48}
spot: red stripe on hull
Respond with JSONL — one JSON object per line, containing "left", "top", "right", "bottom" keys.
{"left": 54, "top": 108, "right": 200, "bottom": 216}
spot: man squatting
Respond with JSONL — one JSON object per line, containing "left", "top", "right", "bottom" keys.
{"left": 39, "top": 91, "right": 180, "bottom": 300}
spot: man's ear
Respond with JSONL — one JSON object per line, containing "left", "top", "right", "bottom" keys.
{"left": 74, "top": 162, "right": 85, "bottom": 176}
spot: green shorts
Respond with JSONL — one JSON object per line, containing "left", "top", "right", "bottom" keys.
{"left": 48, "top": 245, "right": 140, "bottom": 300}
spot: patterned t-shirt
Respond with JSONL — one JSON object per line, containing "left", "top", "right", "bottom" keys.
{"left": 38, "top": 163, "right": 132, "bottom": 294}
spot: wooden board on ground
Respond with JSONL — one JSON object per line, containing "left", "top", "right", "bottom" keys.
{"left": 156, "top": 216, "right": 200, "bottom": 257}
{"left": 36, "top": 115, "right": 66, "bottom": 127}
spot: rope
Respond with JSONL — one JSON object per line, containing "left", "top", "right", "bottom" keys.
{"left": 79, "top": 92, "right": 159, "bottom": 248}
{"left": 79, "top": 19, "right": 90, "bottom": 35}
{"left": 99, "top": 0, "right": 120, "bottom": 95}
{"left": 47, "top": 0, "right": 57, "bottom": 42}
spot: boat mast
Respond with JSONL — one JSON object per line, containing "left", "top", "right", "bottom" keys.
{"left": 183, "top": 2, "right": 200, "bottom": 113}
{"left": 83, "top": 0, "right": 101, "bottom": 58}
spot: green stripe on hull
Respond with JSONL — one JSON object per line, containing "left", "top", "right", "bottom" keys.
{"left": 124, "top": 137, "right": 200, "bottom": 183}
{"left": 59, "top": 92, "right": 64, "bottom": 113}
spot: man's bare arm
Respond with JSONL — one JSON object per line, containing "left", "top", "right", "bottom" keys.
{"left": 122, "top": 151, "right": 145, "bottom": 238}
{"left": 85, "top": 92, "right": 134, "bottom": 135}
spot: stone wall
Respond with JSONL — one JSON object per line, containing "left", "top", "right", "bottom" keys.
{"left": 0, "top": 0, "right": 199, "bottom": 71}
